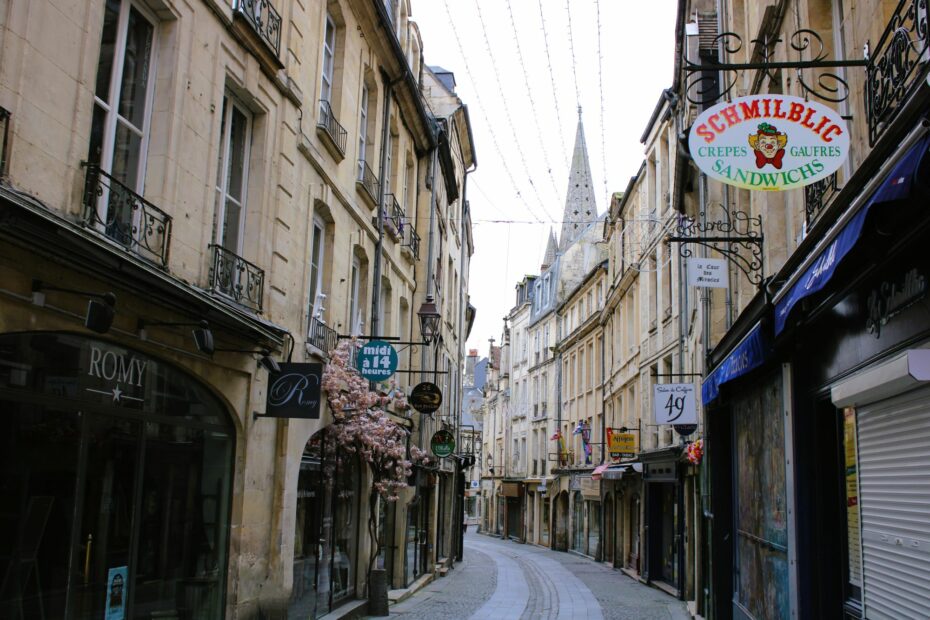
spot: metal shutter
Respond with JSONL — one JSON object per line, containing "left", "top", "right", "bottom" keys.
{"left": 857, "top": 386, "right": 930, "bottom": 619}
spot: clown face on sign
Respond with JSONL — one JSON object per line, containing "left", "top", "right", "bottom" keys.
{"left": 748, "top": 122, "right": 788, "bottom": 169}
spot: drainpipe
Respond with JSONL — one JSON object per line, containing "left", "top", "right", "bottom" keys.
{"left": 370, "top": 74, "right": 399, "bottom": 339}
{"left": 419, "top": 132, "right": 440, "bottom": 451}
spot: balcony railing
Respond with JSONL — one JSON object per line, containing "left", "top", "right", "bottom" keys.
{"left": 234, "top": 0, "right": 282, "bottom": 56}
{"left": 308, "top": 316, "right": 338, "bottom": 357}
{"left": 402, "top": 227, "right": 420, "bottom": 260}
{"left": 383, "top": 194, "right": 404, "bottom": 239}
{"left": 804, "top": 172, "right": 841, "bottom": 227}
{"left": 208, "top": 244, "right": 264, "bottom": 312}
{"left": 81, "top": 163, "right": 172, "bottom": 268}
{"left": 356, "top": 159, "right": 380, "bottom": 206}
{"left": 317, "top": 99, "right": 347, "bottom": 157}
{"left": 866, "top": 0, "right": 930, "bottom": 145}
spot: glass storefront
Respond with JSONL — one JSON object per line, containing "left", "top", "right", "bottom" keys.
{"left": 572, "top": 492, "right": 584, "bottom": 552}
{"left": 0, "top": 332, "right": 233, "bottom": 619}
{"left": 290, "top": 430, "right": 361, "bottom": 618}
{"left": 541, "top": 498, "right": 550, "bottom": 546}
{"left": 586, "top": 501, "right": 600, "bottom": 557}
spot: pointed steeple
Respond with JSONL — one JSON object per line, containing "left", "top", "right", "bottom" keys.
{"left": 541, "top": 228, "right": 558, "bottom": 271}
{"left": 559, "top": 107, "right": 598, "bottom": 252}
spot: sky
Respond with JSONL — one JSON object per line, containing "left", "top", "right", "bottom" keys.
{"left": 410, "top": 0, "right": 678, "bottom": 357}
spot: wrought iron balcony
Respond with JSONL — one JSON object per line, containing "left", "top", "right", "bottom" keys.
{"left": 402, "top": 227, "right": 420, "bottom": 260}
{"left": 866, "top": 0, "right": 930, "bottom": 145}
{"left": 383, "top": 194, "right": 404, "bottom": 239}
{"left": 317, "top": 99, "right": 347, "bottom": 157}
{"left": 81, "top": 163, "right": 172, "bottom": 267}
{"left": 208, "top": 244, "right": 264, "bottom": 312}
{"left": 308, "top": 316, "right": 338, "bottom": 357}
{"left": 356, "top": 159, "right": 380, "bottom": 207}
{"left": 804, "top": 172, "right": 841, "bottom": 227}
{"left": 233, "top": 0, "right": 282, "bottom": 56}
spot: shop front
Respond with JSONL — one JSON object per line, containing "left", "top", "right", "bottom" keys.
{"left": 501, "top": 481, "right": 524, "bottom": 541}
{"left": 0, "top": 332, "right": 234, "bottom": 619}
{"left": 289, "top": 430, "right": 362, "bottom": 619}
{"left": 641, "top": 448, "right": 681, "bottom": 596}
{"left": 774, "top": 130, "right": 930, "bottom": 619}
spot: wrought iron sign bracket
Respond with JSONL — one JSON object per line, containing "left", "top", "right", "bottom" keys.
{"left": 684, "top": 29, "right": 868, "bottom": 106}
{"left": 667, "top": 205, "right": 765, "bottom": 288}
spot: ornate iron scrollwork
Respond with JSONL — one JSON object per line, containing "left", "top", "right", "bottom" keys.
{"left": 684, "top": 29, "right": 867, "bottom": 107}
{"left": 667, "top": 204, "right": 765, "bottom": 287}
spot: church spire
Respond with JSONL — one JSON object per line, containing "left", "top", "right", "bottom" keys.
{"left": 541, "top": 228, "right": 558, "bottom": 271}
{"left": 559, "top": 109, "right": 597, "bottom": 252}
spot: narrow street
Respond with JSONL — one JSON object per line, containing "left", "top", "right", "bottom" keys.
{"left": 375, "top": 531, "right": 691, "bottom": 620}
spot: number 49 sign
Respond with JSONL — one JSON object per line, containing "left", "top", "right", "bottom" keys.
{"left": 653, "top": 383, "right": 697, "bottom": 425}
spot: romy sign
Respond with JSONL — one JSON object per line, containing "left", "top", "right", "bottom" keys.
{"left": 689, "top": 95, "right": 849, "bottom": 191}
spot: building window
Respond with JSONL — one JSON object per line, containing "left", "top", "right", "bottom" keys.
{"left": 214, "top": 95, "right": 252, "bottom": 253}
{"left": 358, "top": 84, "right": 369, "bottom": 180}
{"left": 89, "top": 0, "right": 156, "bottom": 193}
{"left": 321, "top": 14, "right": 336, "bottom": 104}
{"left": 349, "top": 256, "right": 362, "bottom": 335}
{"left": 308, "top": 218, "right": 326, "bottom": 321}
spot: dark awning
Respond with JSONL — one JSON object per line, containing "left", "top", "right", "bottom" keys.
{"left": 774, "top": 134, "right": 930, "bottom": 335}
{"left": 702, "top": 322, "right": 770, "bottom": 405}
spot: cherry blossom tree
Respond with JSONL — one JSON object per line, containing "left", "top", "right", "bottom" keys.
{"left": 321, "top": 339, "right": 415, "bottom": 576}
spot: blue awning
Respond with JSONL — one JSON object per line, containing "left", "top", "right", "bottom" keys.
{"left": 774, "top": 134, "right": 930, "bottom": 335}
{"left": 702, "top": 322, "right": 770, "bottom": 405}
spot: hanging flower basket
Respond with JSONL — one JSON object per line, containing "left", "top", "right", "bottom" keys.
{"left": 686, "top": 438, "right": 704, "bottom": 465}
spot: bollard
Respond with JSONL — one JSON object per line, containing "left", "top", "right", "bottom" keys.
{"left": 368, "top": 568, "right": 390, "bottom": 616}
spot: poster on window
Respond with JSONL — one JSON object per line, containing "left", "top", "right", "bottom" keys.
{"left": 105, "top": 566, "right": 127, "bottom": 620}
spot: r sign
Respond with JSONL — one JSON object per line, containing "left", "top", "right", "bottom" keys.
{"left": 689, "top": 95, "right": 848, "bottom": 191}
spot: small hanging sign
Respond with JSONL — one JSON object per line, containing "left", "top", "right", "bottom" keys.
{"left": 431, "top": 429, "right": 456, "bottom": 458}
{"left": 357, "top": 340, "right": 398, "bottom": 381}
{"left": 687, "top": 257, "right": 730, "bottom": 289}
{"left": 410, "top": 382, "right": 443, "bottom": 414}
{"left": 654, "top": 383, "right": 697, "bottom": 425}
{"left": 689, "top": 94, "right": 849, "bottom": 191}
{"left": 265, "top": 363, "right": 322, "bottom": 418}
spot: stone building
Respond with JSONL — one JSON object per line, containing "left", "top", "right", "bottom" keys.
{"left": 0, "top": 0, "right": 473, "bottom": 617}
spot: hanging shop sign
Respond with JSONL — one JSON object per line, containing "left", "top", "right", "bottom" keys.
{"left": 674, "top": 424, "right": 698, "bottom": 437}
{"left": 654, "top": 383, "right": 697, "bottom": 425}
{"left": 430, "top": 429, "right": 456, "bottom": 458}
{"left": 265, "top": 362, "right": 322, "bottom": 418}
{"left": 357, "top": 340, "right": 398, "bottom": 381}
{"left": 607, "top": 429, "right": 638, "bottom": 457}
{"left": 689, "top": 94, "right": 849, "bottom": 191}
{"left": 410, "top": 381, "right": 443, "bottom": 414}
{"left": 687, "top": 257, "right": 730, "bottom": 289}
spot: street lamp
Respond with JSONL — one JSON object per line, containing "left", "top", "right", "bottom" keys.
{"left": 417, "top": 295, "right": 441, "bottom": 344}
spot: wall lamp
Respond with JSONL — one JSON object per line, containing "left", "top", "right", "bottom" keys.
{"left": 138, "top": 319, "right": 214, "bottom": 355}
{"left": 214, "top": 347, "right": 281, "bottom": 374}
{"left": 417, "top": 295, "right": 441, "bottom": 345}
{"left": 32, "top": 279, "right": 116, "bottom": 334}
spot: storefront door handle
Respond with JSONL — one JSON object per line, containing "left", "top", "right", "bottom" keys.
{"left": 83, "top": 533, "right": 93, "bottom": 585}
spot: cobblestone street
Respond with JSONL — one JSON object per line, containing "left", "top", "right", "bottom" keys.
{"left": 372, "top": 531, "right": 691, "bottom": 619}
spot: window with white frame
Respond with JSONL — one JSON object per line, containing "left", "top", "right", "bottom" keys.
{"left": 215, "top": 94, "right": 252, "bottom": 254}
{"left": 321, "top": 14, "right": 335, "bottom": 104}
{"left": 358, "top": 84, "right": 369, "bottom": 180}
{"left": 308, "top": 217, "right": 326, "bottom": 323}
{"left": 88, "top": 0, "right": 156, "bottom": 220}
{"left": 349, "top": 256, "right": 362, "bottom": 335}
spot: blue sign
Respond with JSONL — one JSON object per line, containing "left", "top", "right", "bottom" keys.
{"left": 774, "top": 134, "right": 930, "bottom": 334}
{"left": 357, "top": 340, "right": 398, "bottom": 381}
{"left": 702, "top": 323, "right": 769, "bottom": 405}
{"left": 105, "top": 566, "right": 127, "bottom": 620}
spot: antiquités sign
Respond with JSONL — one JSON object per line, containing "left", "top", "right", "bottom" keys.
{"left": 265, "top": 363, "right": 322, "bottom": 418}
{"left": 689, "top": 95, "right": 849, "bottom": 191}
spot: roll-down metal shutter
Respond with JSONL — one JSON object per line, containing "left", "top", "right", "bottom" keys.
{"left": 857, "top": 386, "right": 930, "bottom": 619}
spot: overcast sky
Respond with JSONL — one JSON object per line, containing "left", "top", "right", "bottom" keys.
{"left": 411, "top": 0, "right": 677, "bottom": 358}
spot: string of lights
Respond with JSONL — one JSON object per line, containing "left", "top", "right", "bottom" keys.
{"left": 441, "top": 0, "right": 547, "bottom": 224}
{"left": 537, "top": 0, "right": 570, "bottom": 170}
{"left": 505, "top": 0, "right": 563, "bottom": 202}
{"left": 595, "top": 0, "right": 610, "bottom": 211}
{"left": 565, "top": 0, "right": 581, "bottom": 108}
{"left": 471, "top": 0, "right": 560, "bottom": 221}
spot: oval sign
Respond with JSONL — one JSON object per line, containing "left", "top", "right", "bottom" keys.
{"left": 431, "top": 429, "right": 455, "bottom": 458}
{"left": 356, "top": 340, "right": 398, "bottom": 381}
{"left": 410, "top": 382, "right": 442, "bottom": 414}
{"left": 689, "top": 95, "right": 849, "bottom": 191}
